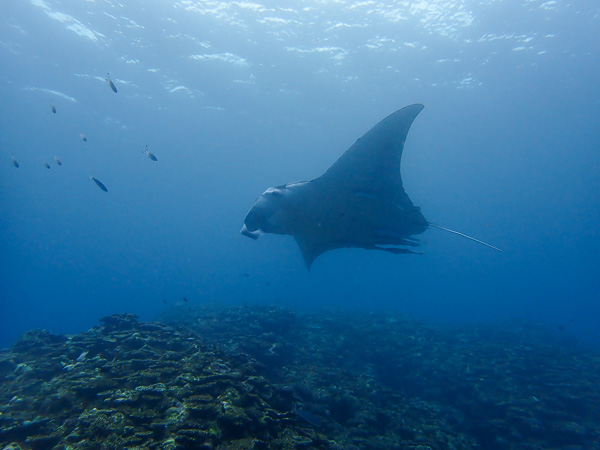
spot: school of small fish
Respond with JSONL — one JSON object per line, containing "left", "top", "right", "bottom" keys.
{"left": 8, "top": 73, "right": 159, "bottom": 193}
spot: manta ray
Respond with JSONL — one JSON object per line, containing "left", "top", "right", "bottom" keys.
{"left": 241, "top": 104, "right": 500, "bottom": 269}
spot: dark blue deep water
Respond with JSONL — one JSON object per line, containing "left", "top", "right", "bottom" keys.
{"left": 1, "top": 0, "right": 599, "bottom": 348}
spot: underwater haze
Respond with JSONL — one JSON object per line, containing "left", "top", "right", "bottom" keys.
{"left": 1, "top": 0, "right": 599, "bottom": 349}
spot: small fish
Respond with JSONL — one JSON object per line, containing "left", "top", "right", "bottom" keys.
{"left": 54, "top": 156, "right": 62, "bottom": 166}
{"left": 106, "top": 73, "right": 118, "bottom": 93}
{"left": 90, "top": 176, "right": 108, "bottom": 192}
{"left": 80, "top": 133, "right": 88, "bottom": 142}
{"left": 10, "top": 155, "right": 19, "bottom": 168}
{"left": 50, "top": 102, "right": 56, "bottom": 114}
{"left": 144, "top": 145, "right": 158, "bottom": 161}
{"left": 44, "top": 162, "right": 51, "bottom": 169}
{"left": 183, "top": 297, "right": 188, "bottom": 302}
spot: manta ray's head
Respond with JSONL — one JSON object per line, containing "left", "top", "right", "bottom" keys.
{"left": 241, "top": 185, "right": 289, "bottom": 239}
{"left": 245, "top": 186, "right": 284, "bottom": 229}
{"left": 241, "top": 181, "right": 310, "bottom": 240}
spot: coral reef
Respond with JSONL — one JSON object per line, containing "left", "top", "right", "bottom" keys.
{"left": 1, "top": 305, "right": 599, "bottom": 449}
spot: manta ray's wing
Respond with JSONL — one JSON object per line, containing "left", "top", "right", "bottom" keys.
{"left": 315, "top": 103, "right": 424, "bottom": 203}
{"left": 291, "top": 104, "right": 429, "bottom": 268}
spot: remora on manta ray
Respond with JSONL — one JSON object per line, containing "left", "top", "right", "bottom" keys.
{"left": 241, "top": 104, "right": 501, "bottom": 269}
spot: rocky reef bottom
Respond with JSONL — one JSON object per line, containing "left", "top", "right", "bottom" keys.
{"left": 1, "top": 304, "right": 599, "bottom": 449}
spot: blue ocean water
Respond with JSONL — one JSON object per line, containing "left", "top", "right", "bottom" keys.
{"left": 0, "top": 0, "right": 598, "bottom": 349}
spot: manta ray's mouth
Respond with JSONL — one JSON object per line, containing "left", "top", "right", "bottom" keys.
{"left": 244, "top": 195, "right": 277, "bottom": 232}
{"left": 244, "top": 209, "right": 266, "bottom": 233}
{"left": 240, "top": 224, "right": 262, "bottom": 240}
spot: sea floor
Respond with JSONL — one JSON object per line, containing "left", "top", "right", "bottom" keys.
{"left": 1, "top": 304, "right": 599, "bottom": 449}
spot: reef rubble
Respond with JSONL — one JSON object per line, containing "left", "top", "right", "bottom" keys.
{"left": 1, "top": 305, "right": 599, "bottom": 449}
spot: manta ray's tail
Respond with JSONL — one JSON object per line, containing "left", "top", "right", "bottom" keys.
{"left": 428, "top": 223, "right": 502, "bottom": 252}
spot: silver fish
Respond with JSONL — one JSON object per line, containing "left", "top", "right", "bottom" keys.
{"left": 106, "top": 73, "right": 118, "bottom": 93}
{"left": 90, "top": 176, "right": 108, "bottom": 192}
{"left": 144, "top": 145, "right": 158, "bottom": 161}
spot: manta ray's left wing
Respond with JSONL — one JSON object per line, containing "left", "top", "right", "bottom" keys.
{"left": 313, "top": 104, "right": 424, "bottom": 206}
